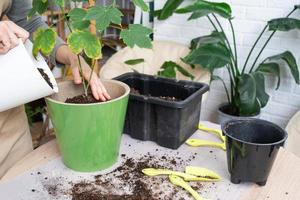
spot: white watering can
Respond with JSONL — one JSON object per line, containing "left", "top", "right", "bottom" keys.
{"left": 0, "top": 40, "right": 58, "bottom": 112}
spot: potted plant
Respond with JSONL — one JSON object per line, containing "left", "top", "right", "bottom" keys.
{"left": 156, "top": 0, "right": 300, "bottom": 124}
{"left": 29, "top": 0, "right": 153, "bottom": 172}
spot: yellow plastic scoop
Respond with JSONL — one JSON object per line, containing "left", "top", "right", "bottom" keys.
{"left": 186, "top": 138, "right": 226, "bottom": 150}
{"left": 142, "top": 168, "right": 197, "bottom": 180}
{"left": 198, "top": 123, "right": 225, "bottom": 142}
{"left": 184, "top": 166, "right": 221, "bottom": 181}
{"left": 169, "top": 175, "right": 209, "bottom": 200}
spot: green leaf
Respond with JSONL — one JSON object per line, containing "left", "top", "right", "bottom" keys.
{"left": 158, "top": 61, "right": 194, "bottom": 80}
{"left": 132, "top": 0, "right": 149, "bottom": 12}
{"left": 190, "top": 31, "right": 225, "bottom": 50}
{"left": 266, "top": 51, "right": 299, "bottom": 84}
{"left": 68, "top": 8, "right": 90, "bottom": 30}
{"left": 295, "top": 5, "right": 300, "bottom": 9}
{"left": 32, "top": 28, "right": 56, "bottom": 58}
{"left": 55, "top": 0, "right": 65, "bottom": 8}
{"left": 176, "top": 0, "right": 232, "bottom": 19}
{"left": 85, "top": 6, "right": 123, "bottom": 31}
{"left": 252, "top": 72, "right": 269, "bottom": 108}
{"left": 256, "top": 62, "right": 280, "bottom": 89}
{"left": 28, "top": 0, "right": 48, "bottom": 19}
{"left": 268, "top": 18, "right": 300, "bottom": 31}
{"left": 67, "top": 31, "right": 101, "bottom": 59}
{"left": 183, "top": 43, "right": 231, "bottom": 70}
{"left": 125, "top": 58, "right": 145, "bottom": 65}
{"left": 157, "top": 0, "right": 184, "bottom": 20}
{"left": 120, "top": 24, "right": 152, "bottom": 48}
{"left": 236, "top": 74, "right": 260, "bottom": 115}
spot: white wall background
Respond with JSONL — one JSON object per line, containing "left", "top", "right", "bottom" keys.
{"left": 154, "top": 0, "right": 300, "bottom": 127}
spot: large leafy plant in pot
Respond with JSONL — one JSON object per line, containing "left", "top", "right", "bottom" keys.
{"left": 29, "top": 0, "right": 152, "bottom": 171}
{"left": 156, "top": 0, "right": 300, "bottom": 123}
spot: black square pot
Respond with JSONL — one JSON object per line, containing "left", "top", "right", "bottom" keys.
{"left": 115, "top": 73, "right": 209, "bottom": 149}
{"left": 222, "top": 119, "right": 287, "bottom": 186}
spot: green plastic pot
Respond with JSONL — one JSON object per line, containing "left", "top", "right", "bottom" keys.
{"left": 46, "top": 79, "right": 130, "bottom": 172}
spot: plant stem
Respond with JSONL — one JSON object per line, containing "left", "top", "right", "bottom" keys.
{"left": 86, "top": 59, "right": 97, "bottom": 90}
{"left": 214, "top": 75, "right": 231, "bottom": 103}
{"left": 207, "top": 15, "right": 219, "bottom": 32}
{"left": 77, "top": 55, "right": 88, "bottom": 96}
{"left": 244, "top": 8, "right": 297, "bottom": 73}
{"left": 229, "top": 19, "right": 238, "bottom": 69}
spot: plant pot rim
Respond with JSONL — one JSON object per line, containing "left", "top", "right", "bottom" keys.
{"left": 218, "top": 102, "right": 260, "bottom": 118}
{"left": 46, "top": 79, "right": 130, "bottom": 106}
{"left": 221, "top": 118, "right": 288, "bottom": 146}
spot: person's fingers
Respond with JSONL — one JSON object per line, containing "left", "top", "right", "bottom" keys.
{"left": 0, "top": 32, "right": 11, "bottom": 54}
{"left": 97, "top": 79, "right": 111, "bottom": 100}
{"left": 7, "top": 29, "right": 19, "bottom": 48}
{"left": 4, "top": 21, "right": 29, "bottom": 42}
{"left": 90, "top": 82, "right": 100, "bottom": 100}
{"left": 71, "top": 67, "right": 82, "bottom": 84}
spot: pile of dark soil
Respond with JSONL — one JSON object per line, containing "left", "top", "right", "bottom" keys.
{"left": 38, "top": 68, "right": 53, "bottom": 89}
{"left": 130, "top": 88, "right": 181, "bottom": 102}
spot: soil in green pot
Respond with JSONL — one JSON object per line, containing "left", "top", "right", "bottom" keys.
{"left": 65, "top": 94, "right": 111, "bottom": 104}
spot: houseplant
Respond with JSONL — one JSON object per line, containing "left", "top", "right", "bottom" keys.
{"left": 156, "top": 0, "right": 300, "bottom": 123}
{"left": 29, "top": 0, "right": 152, "bottom": 171}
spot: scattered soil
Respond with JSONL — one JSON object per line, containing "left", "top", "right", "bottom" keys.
{"left": 65, "top": 94, "right": 108, "bottom": 104}
{"left": 130, "top": 87, "right": 181, "bottom": 102}
{"left": 38, "top": 68, "right": 53, "bottom": 89}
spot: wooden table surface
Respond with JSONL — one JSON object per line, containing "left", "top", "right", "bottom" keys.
{"left": 1, "top": 122, "right": 300, "bottom": 200}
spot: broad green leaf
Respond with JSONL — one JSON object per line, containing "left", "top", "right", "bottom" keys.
{"left": 55, "top": 0, "right": 65, "bottom": 8}
{"left": 267, "top": 51, "right": 299, "bottom": 84}
{"left": 68, "top": 8, "right": 90, "bottom": 30}
{"left": 252, "top": 72, "right": 269, "bottom": 108}
{"left": 120, "top": 24, "right": 152, "bottom": 48}
{"left": 154, "top": 9, "right": 162, "bottom": 17}
{"left": 295, "top": 5, "right": 300, "bottom": 9}
{"left": 183, "top": 43, "right": 231, "bottom": 70}
{"left": 176, "top": 0, "right": 232, "bottom": 19}
{"left": 256, "top": 62, "right": 280, "bottom": 89}
{"left": 28, "top": 0, "right": 48, "bottom": 19}
{"left": 32, "top": 28, "right": 56, "bottom": 58}
{"left": 67, "top": 31, "right": 101, "bottom": 59}
{"left": 157, "top": 0, "right": 184, "bottom": 20}
{"left": 85, "top": 6, "right": 123, "bottom": 31}
{"left": 190, "top": 31, "right": 225, "bottom": 50}
{"left": 158, "top": 61, "right": 194, "bottom": 80}
{"left": 268, "top": 18, "right": 300, "bottom": 31}
{"left": 125, "top": 58, "right": 145, "bottom": 65}
{"left": 132, "top": 0, "right": 149, "bottom": 12}
{"left": 236, "top": 74, "right": 259, "bottom": 115}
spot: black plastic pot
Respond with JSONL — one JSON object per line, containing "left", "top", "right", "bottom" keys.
{"left": 115, "top": 73, "right": 209, "bottom": 149}
{"left": 222, "top": 119, "right": 287, "bottom": 186}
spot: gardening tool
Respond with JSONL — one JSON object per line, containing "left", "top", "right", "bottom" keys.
{"left": 198, "top": 123, "right": 225, "bottom": 142}
{"left": 184, "top": 166, "right": 221, "bottom": 181}
{"left": 169, "top": 175, "right": 209, "bottom": 200}
{"left": 142, "top": 168, "right": 197, "bottom": 180}
{"left": 186, "top": 139, "right": 226, "bottom": 150}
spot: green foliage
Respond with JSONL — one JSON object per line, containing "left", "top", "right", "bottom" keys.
{"left": 32, "top": 28, "right": 56, "bottom": 58}
{"left": 68, "top": 8, "right": 90, "bottom": 31}
{"left": 124, "top": 58, "right": 145, "bottom": 65}
{"left": 268, "top": 18, "right": 300, "bottom": 31}
{"left": 157, "top": 61, "right": 194, "bottom": 80}
{"left": 252, "top": 72, "right": 269, "bottom": 108}
{"left": 85, "top": 6, "right": 123, "bottom": 31}
{"left": 132, "top": 0, "right": 149, "bottom": 12}
{"left": 120, "top": 24, "right": 153, "bottom": 48}
{"left": 156, "top": 0, "right": 184, "bottom": 20}
{"left": 55, "top": 0, "right": 65, "bottom": 8}
{"left": 256, "top": 62, "right": 280, "bottom": 89}
{"left": 190, "top": 31, "right": 225, "bottom": 50}
{"left": 28, "top": 0, "right": 48, "bottom": 19}
{"left": 67, "top": 31, "right": 102, "bottom": 59}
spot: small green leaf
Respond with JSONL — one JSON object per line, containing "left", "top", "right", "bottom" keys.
{"left": 252, "top": 72, "right": 269, "bottom": 108}
{"left": 85, "top": 6, "right": 123, "bottom": 31}
{"left": 157, "top": 0, "right": 184, "bottom": 20}
{"left": 32, "top": 28, "right": 56, "bottom": 58}
{"left": 125, "top": 58, "right": 145, "bottom": 65}
{"left": 268, "top": 18, "right": 300, "bottom": 31}
{"left": 132, "top": 0, "right": 149, "bottom": 12}
{"left": 68, "top": 8, "right": 90, "bottom": 30}
{"left": 158, "top": 61, "right": 194, "bottom": 80}
{"left": 183, "top": 43, "right": 231, "bottom": 70}
{"left": 256, "top": 62, "right": 280, "bottom": 89}
{"left": 55, "top": 0, "right": 65, "bottom": 8}
{"left": 176, "top": 0, "right": 232, "bottom": 19}
{"left": 67, "top": 31, "right": 101, "bottom": 59}
{"left": 158, "top": 65, "right": 176, "bottom": 78}
{"left": 28, "top": 0, "right": 48, "bottom": 19}
{"left": 190, "top": 31, "right": 225, "bottom": 50}
{"left": 120, "top": 24, "right": 152, "bottom": 49}
{"left": 175, "top": 63, "right": 195, "bottom": 80}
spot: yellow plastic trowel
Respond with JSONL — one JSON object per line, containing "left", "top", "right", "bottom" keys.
{"left": 142, "top": 168, "right": 198, "bottom": 180}
{"left": 198, "top": 123, "right": 225, "bottom": 142}
{"left": 186, "top": 138, "right": 226, "bottom": 150}
{"left": 169, "top": 175, "right": 210, "bottom": 200}
{"left": 184, "top": 166, "right": 221, "bottom": 181}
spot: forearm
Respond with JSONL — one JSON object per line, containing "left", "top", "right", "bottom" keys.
{"left": 55, "top": 45, "right": 77, "bottom": 66}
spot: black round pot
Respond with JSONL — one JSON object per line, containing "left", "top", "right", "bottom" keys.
{"left": 221, "top": 119, "right": 287, "bottom": 186}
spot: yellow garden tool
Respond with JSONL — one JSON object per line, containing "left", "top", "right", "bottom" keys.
{"left": 186, "top": 138, "right": 226, "bottom": 150}
{"left": 198, "top": 123, "right": 225, "bottom": 142}
{"left": 169, "top": 175, "right": 210, "bottom": 200}
{"left": 142, "top": 168, "right": 198, "bottom": 180}
{"left": 184, "top": 166, "right": 221, "bottom": 181}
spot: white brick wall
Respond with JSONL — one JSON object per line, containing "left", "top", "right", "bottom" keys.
{"left": 154, "top": 0, "right": 300, "bottom": 127}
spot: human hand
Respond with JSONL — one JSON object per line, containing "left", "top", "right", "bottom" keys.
{"left": 0, "top": 21, "right": 29, "bottom": 54}
{"left": 70, "top": 56, "right": 111, "bottom": 101}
